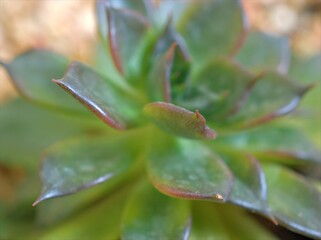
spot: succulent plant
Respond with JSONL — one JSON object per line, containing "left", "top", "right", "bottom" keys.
{"left": 1, "top": 0, "right": 321, "bottom": 239}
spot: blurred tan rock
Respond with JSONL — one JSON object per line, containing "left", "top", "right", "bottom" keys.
{"left": 0, "top": 0, "right": 96, "bottom": 103}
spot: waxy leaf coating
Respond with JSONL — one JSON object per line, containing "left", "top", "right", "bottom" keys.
{"left": 143, "top": 102, "right": 216, "bottom": 139}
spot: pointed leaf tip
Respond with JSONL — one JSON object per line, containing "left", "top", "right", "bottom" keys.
{"left": 54, "top": 61, "right": 142, "bottom": 130}
{"left": 34, "top": 132, "right": 140, "bottom": 203}
{"left": 143, "top": 102, "right": 216, "bottom": 139}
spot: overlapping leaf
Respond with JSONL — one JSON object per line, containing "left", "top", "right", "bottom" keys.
{"left": 177, "top": 58, "right": 256, "bottom": 123}
{"left": 55, "top": 61, "right": 143, "bottom": 130}
{"left": 176, "top": 0, "right": 246, "bottom": 66}
{"left": 214, "top": 151, "right": 269, "bottom": 213}
{"left": 34, "top": 130, "right": 143, "bottom": 205}
{"left": 105, "top": 3, "right": 149, "bottom": 75}
{"left": 214, "top": 124, "right": 321, "bottom": 163}
{"left": 263, "top": 164, "right": 321, "bottom": 239}
{"left": 121, "top": 181, "right": 191, "bottom": 240}
{"left": 147, "top": 135, "right": 232, "bottom": 201}
{"left": 226, "top": 71, "right": 310, "bottom": 128}
{"left": 150, "top": 23, "right": 190, "bottom": 100}
{"left": 0, "top": 50, "right": 87, "bottom": 114}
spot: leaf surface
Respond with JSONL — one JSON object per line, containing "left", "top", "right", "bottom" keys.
{"left": 1, "top": 50, "right": 87, "bottom": 114}
{"left": 235, "top": 31, "right": 290, "bottom": 74}
{"left": 121, "top": 181, "right": 191, "bottom": 240}
{"left": 147, "top": 136, "right": 232, "bottom": 202}
{"left": 189, "top": 202, "right": 277, "bottom": 240}
{"left": 214, "top": 124, "right": 321, "bottom": 163}
{"left": 177, "top": 58, "right": 256, "bottom": 122}
{"left": 226, "top": 71, "right": 310, "bottom": 128}
{"left": 215, "top": 151, "right": 268, "bottom": 213}
{"left": 143, "top": 102, "right": 216, "bottom": 139}
{"left": 177, "top": 0, "right": 246, "bottom": 66}
{"left": 55, "top": 61, "right": 142, "bottom": 130}
{"left": 34, "top": 130, "right": 142, "bottom": 205}
{"left": 264, "top": 164, "right": 321, "bottom": 239}
{"left": 106, "top": 4, "right": 149, "bottom": 75}
{"left": 39, "top": 185, "right": 131, "bottom": 240}
{"left": 0, "top": 99, "right": 100, "bottom": 171}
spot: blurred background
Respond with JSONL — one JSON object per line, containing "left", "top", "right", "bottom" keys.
{"left": 0, "top": 0, "right": 320, "bottom": 103}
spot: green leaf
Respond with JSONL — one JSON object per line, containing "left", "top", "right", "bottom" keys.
{"left": 150, "top": 22, "right": 191, "bottom": 100}
{"left": 107, "top": 0, "right": 147, "bottom": 15}
{"left": 288, "top": 54, "right": 321, "bottom": 147}
{"left": 264, "top": 164, "right": 321, "bottom": 239}
{"left": 0, "top": 50, "right": 87, "bottom": 115}
{"left": 55, "top": 61, "right": 143, "bottom": 130}
{"left": 34, "top": 130, "right": 143, "bottom": 205}
{"left": 38, "top": 185, "right": 132, "bottom": 240}
{"left": 226, "top": 71, "right": 310, "bottom": 128}
{"left": 147, "top": 135, "right": 232, "bottom": 202}
{"left": 289, "top": 54, "right": 321, "bottom": 84}
{"left": 177, "top": 58, "right": 256, "bottom": 123}
{"left": 106, "top": 4, "right": 149, "bottom": 75}
{"left": 235, "top": 31, "right": 290, "bottom": 74}
{"left": 213, "top": 151, "right": 268, "bottom": 213}
{"left": 143, "top": 102, "right": 216, "bottom": 139}
{"left": 121, "top": 180, "right": 191, "bottom": 240}
{"left": 189, "top": 202, "right": 277, "bottom": 240}
{"left": 177, "top": 0, "right": 246, "bottom": 66}
{"left": 148, "top": 44, "right": 175, "bottom": 102}
{"left": 0, "top": 99, "right": 100, "bottom": 171}
{"left": 214, "top": 124, "right": 321, "bottom": 163}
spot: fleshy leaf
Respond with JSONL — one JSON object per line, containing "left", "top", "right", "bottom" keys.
{"left": 177, "top": 58, "right": 256, "bottom": 122}
{"left": 107, "top": 0, "right": 147, "bottom": 15}
{"left": 121, "top": 181, "right": 191, "bottom": 240}
{"left": 34, "top": 130, "right": 142, "bottom": 205}
{"left": 106, "top": 2, "right": 149, "bottom": 75}
{"left": 176, "top": 0, "right": 246, "bottom": 66}
{"left": 226, "top": 71, "right": 310, "bottom": 128}
{"left": 189, "top": 202, "right": 277, "bottom": 240}
{"left": 235, "top": 31, "right": 290, "bottom": 74}
{"left": 39, "top": 185, "right": 131, "bottom": 240}
{"left": 143, "top": 102, "right": 216, "bottom": 139}
{"left": 0, "top": 99, "right": 101, "bottom": 171}
{"left": 54, "top": 61, "right": 142, "bottom": 130}
{"left": 0, "top": 50, "right": 87, "bottom": 114}
{"left": 213, "top": 150, "right": 269, "bottom": 213}
{"left": 214, "top": 124, "right": 321, "bottom": 163}
{"left": 147, "top": 135, "right": 232, "bottom": 202}
{"left": 288, "top": 54, "right": 321, "bottom": 147}
{"left": 264, "top": 164, "right": 321, "bottom": 239}
{"left": 151, "top": 22, "right": 191, "bottom": 100}
{"left": 148, "top": 44, "right": 175, "bottom": 102}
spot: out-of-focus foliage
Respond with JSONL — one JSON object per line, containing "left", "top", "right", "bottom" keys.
{"left": 0, "top": 0, "right": 320, "bottom": 239}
